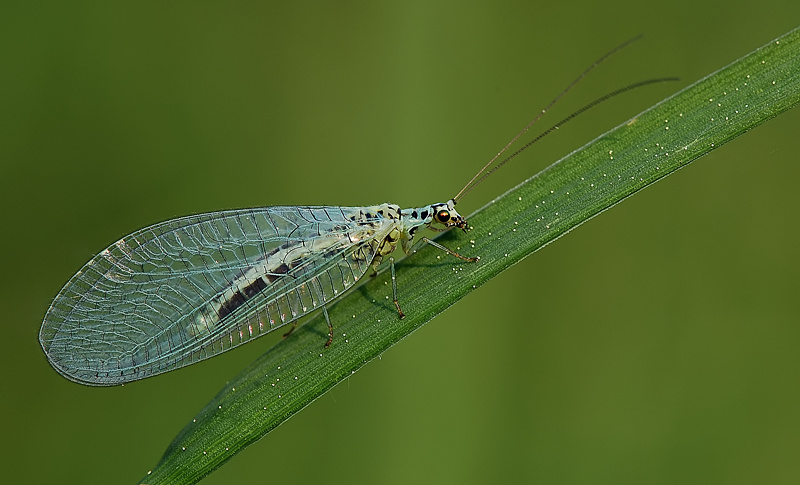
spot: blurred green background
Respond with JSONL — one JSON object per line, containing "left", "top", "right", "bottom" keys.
{"left": 2, "top": 2, "right": 799, "bottom": 484}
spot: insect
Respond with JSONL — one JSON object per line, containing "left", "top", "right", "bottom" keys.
{"left": 40, "top": 38, "right": 674, "bottom": 386}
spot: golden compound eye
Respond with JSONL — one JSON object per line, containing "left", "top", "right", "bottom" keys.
{"left": 436, "top": 210, "right": 450, "bottom": 223}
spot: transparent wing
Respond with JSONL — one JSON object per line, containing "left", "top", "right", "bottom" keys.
{"left": 40, "top": 206, "right": 387, "bottom": 386}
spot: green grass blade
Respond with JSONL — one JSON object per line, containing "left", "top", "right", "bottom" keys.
{"left": 140, "top": 27, "right": 800, "bottom": 485}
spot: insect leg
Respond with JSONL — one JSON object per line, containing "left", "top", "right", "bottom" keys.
{"left": 321, "top": 303, "right": 333, "bottom": 348}
{"left": 309, "top": 277, "right": 334, "bottom": 347}
{"left": 390, "top": 257, "right": 405, "bottom": 319}
{"left": 421, "top": 237, "right": 479, "bottom": 262}
{"left": 281, "top": 278, "right": 334, "bottom": 347}
{"left": 282, "top": 321, "right": 299, "bottom": 339}
{"left": 280, "top": 306, "right": 332, "bottom": 346}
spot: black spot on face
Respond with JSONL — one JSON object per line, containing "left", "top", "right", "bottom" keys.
{"left": 420, "top": 210, "right": 428, "bottom": 220}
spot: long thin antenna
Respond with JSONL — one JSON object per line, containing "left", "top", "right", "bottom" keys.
{"left": 453, "top": 77, "right": 678, "bottom": 201}
{"left": 452, "top": 35, "right": 647, "bottom": 204}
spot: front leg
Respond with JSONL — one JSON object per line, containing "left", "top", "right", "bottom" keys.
{"left": 389, "top": 257, "right": 404, "bottom": 319}
{"left": 421, "top": 237, "right": 479, "bottom": 262}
